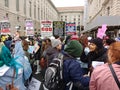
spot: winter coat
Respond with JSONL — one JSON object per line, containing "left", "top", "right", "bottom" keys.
{"left": 46, "top": 47, "right": 60, "bottom": 65}
{"left": 87, "top": 47, "right": 107, "bottom": 68}
{"left": 90, "top": 63, "right": 120, "bottom": 90}
{"left": 63, "top": 53, "right": 90, "bottom": 90}
{"left": 34, "top": 41, "right": 42, "bottom": 60}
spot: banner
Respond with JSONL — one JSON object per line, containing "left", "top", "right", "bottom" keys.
{"left": 66, "top": 22, "right": 76, "bottom": 35}
{"left": 26, "top": 20, "right": 34, "bottom": 36}
{"left": 41, "top": 20, "right": 52, "bottom": 37}
{"left": 0, "top": 20, "right": 10, "bottom": 35}
{"left": 53, "top": 21, "right": 65, "bottom": 36}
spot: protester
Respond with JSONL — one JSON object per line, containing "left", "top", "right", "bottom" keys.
{"left": 104, "top": 38, "right": 116, "bottom": 49}
{"left": 63, "top": 40, "right": 90, "bottom": 90}
{"left": 86, "top": 38, "right": 107, "bottom": 73}
{"left": 13, "top": 40, "right": 32, "bottom": 82}
{"left": 46, "top": 39, "right": 62, "bottom": 65}
{"left": 33, "top": 39, "right": 42, "bottom": 74}
{"left": 79, "top": 35, "right": 90, "bottom": 75}
{"left": 41, "top": 38, "right": 52, "bottom": 67}
{"left": 90, "top": 42, "right": 120, "bottom": 90}
{"left": 4, "top": 35, "right": 12, "bottom": 50}
{"left": 22, "top": 39, "right": 30, "bottom": 60}
{"left": 0, "top": 44, "right": 31, "bottom": 90}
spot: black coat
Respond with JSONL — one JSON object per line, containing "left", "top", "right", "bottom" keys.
{"left": 87, "top": 47, "right": 107, "bottom": 68}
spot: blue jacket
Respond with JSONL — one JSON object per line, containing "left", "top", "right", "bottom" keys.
{"left": 63, "top": 54, "right": 90, "bottom": 90}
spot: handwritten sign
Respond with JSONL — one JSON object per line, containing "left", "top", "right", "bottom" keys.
{"left": 101, "top": 24, "right": 107, "bottom": 34}
{"left": 53, "top": 21, "right": 65, "bottom": 36}
{"left": 27, "top": 77, "right": 41, "bottom": 90}
{"left": 97, "top": 28, "right": 103, "bottom": 39}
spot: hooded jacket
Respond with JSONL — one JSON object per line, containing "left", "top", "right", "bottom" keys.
{"left": 63, "top": 40, "right": 90, "bottom": 90}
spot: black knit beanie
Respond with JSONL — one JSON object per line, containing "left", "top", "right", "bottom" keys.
{"left": 89, "top": 38, "right": 103, "bottom": 49}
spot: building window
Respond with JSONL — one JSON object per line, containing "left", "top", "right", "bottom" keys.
{"left": 6, "top": 13, "right": 9, "bottom": 18}
{"left": 29, "top": 1, "right": 32, "bottom": 17}
{"left": 34, "top": 5, "right": 36, "bottom": 18}
{"left": 24, "top": 0, "right": 26, "bottom": 14}
{"left": 65, "top": 19, "right": 67, "bottom": 21}
{"left": 16, "top": 0, "right": 19, "bottom": 11}
{"left": 111, "top": 0, "right": 113, "bottom": 8}
{"left": 74, "top": 18, "right": 76, "bottom": 21}
{"left": 5, "top": 0, "right": 9, "bottom": 7}
{"left": 17, "top": 16, "right": 20, "bottom": 22}
{"left": 99, "top": 0, "right": 101, "bottom": 7}
{"left": 38, "top": 7, "right": 40, "bottom": 20}
{"left": 107, "top": 7, "right": 110, "bottom": 16}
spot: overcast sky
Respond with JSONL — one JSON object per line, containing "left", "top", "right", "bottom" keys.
{"left": 51, "top": 0, "right": 85, "bottom": 7}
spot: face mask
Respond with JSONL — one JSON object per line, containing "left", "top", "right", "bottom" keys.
{"left": 84, "top": 47, "right": 90, "bottom": 55}
{"left": 104, "top": 45, "right": 109, "bottom": 49}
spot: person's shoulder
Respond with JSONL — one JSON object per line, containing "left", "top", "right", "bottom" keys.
{"left": 93, "top": 64, "right": 108, "bottom": 73}
{"left": 63, "top": 58, "right": 79, "bottom": 67}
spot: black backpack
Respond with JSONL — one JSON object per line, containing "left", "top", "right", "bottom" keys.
{"left": 44, "top": 53, "right": 66, "bottom": 90}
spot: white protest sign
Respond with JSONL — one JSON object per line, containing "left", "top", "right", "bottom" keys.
{"left": 92, "top": 61, "right": 104, "bottom": 68}
{"left": 0, "top": 65, "right": 10, "bottom": 76}
{"left": 27, "top": 77, "right": 41, "bottom": 90}
{"left": 41, "top": 20, "right": 53, "bottom": 37}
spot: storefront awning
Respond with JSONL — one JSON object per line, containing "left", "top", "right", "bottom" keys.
{"left": 83, "top": 16, "right": 120, "bottom": 33}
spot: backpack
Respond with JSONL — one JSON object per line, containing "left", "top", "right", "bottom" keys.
{"left": 44, "top": 53, "right": 66, "bottom": 90}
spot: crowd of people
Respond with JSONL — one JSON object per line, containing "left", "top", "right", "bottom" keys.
{"left": 0, "top": 31, "right": 120, "bottom": 90}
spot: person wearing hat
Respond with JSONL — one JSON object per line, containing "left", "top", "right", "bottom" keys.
{"left": 45, "top": 39, "right": 62, "bottom": 65}
{"left": 90, "top": 42, "right": 120, "bottom": 90}
{"left": 62, "top": 40, "right": 90, "bottom": 90}
{"left": 87, "top": 38, "right": 107, "bottom": 74}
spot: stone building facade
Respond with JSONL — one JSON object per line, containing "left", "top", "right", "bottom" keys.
{"left": 57, "top": 6, "right": 84, "bottom": 26}
{"left": 0, "top": 0, "right": 84, "bottom": 36}
{"left": 57, "top": 6, "right": 84, "bottom": 35}
{"left": 0, "top": 0, "right": 58, "bottom": 36}
{"left": 84, "top": 0, "right": 120, "bottom": 37}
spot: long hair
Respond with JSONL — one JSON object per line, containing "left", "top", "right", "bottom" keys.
{"left": 79, "top": 35, "right": 88, "bottom": 48}
{"left": 22, "top": 40, "right": 29, "bottom": 51}
{"left": 108, "top": 42, "right": 120, "bottom": 64}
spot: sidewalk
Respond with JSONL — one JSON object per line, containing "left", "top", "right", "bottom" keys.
{"left": 32, "top": 66, "right": 46, "bottom": 90}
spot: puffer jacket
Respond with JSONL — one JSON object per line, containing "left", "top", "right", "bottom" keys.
{"left": 63, "top": 52, "right": 90, "bottom": 90}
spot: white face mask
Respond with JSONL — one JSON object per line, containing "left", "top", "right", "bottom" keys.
{"left": 104, "top": 45, "right": 109, "bottom": 49}
{"left": 84, "top": 47, "right": 90, "bottom": 55}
